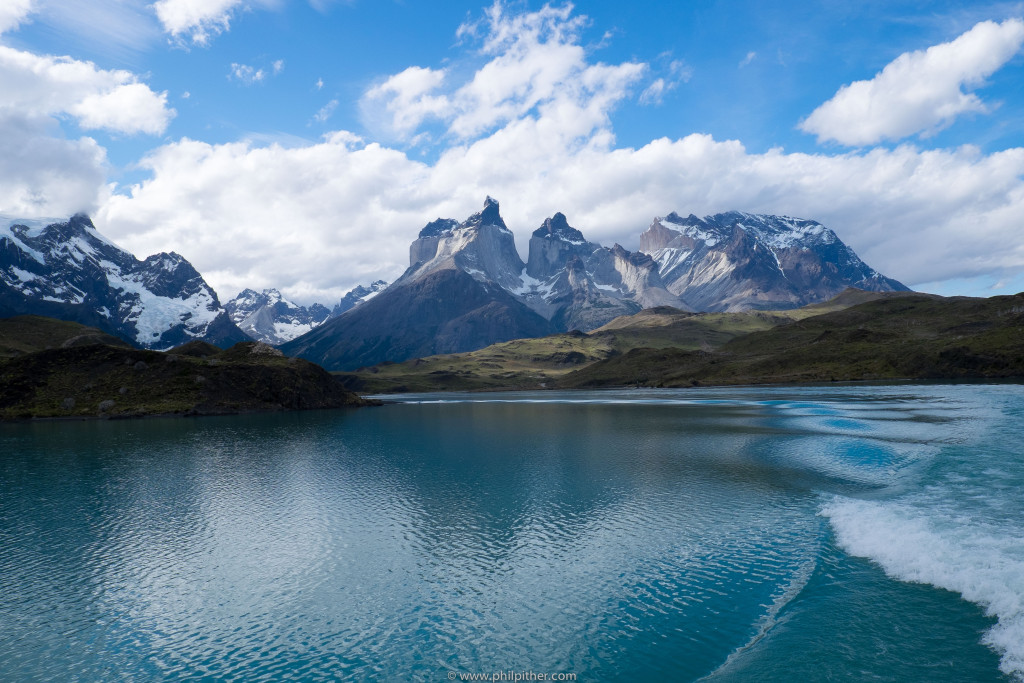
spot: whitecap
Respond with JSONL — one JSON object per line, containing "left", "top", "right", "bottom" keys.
{"left": 822, "top": 496, "right": 1024, "bottom": 679}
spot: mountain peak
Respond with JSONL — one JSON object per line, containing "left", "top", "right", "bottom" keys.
{"left": 418, "top": 217, "right": 458, "bottom": 238}
{"left": 532, "top": 212, "right": 587, "bottom": 244}
{"left": 468, "top": 196, "right": 506, "bottom": 230}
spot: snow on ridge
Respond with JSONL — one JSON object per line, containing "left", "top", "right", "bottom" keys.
{"left": 511, "top": 267, "right": 557, "bottom": 298}
{"left": 0, "top": 214, "right": 63, "bottom": 238}
{"left": 652, "top": 246, "right": 694, "bottom": 275}
{"left": 680, "top": 225, "right": 721, "bottom": 247}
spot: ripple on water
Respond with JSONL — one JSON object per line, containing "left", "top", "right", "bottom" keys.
{"left": 0, "top": 384, "right": 1019, "bottom": 681}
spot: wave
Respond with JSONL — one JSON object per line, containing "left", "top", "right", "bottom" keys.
{"left": 822, "top": 496, "right": 1024, "bottom": 679}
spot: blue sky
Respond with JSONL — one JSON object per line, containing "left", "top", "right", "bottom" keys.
{"left": 2, "top": 0, "right": 1024, "bottom": 304}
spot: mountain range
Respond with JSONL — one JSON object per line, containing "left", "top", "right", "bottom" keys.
{"left": 1, "top": 214, "right": 249, "bottom": 349}
{"left": 282, "top": 198, "right": 907, "bottom": 370}
{"left": 223, "top": 280, "right": 389, "bottom": 345}
{"left": 2, "top": 201, "right": 908, "bottom": 364}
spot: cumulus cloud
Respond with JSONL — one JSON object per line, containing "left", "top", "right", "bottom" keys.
{"left": 0, "top": 42, "right": 173, "bottom": 217}
{"left": 362, "top": 66, "right": 449, "bottom": 139}
{"left": 801, "top": 18, "right": 1024, "bottom": 146}
{"left": 361, "top": 2, "right": 645, "bottom": 142}
{"left": 0, "top": 0, "right": 34, "bottom": 35}
{"left": 0, "top": 45, "right": 175, "bottom": 134}
{"left": 73, "top": 3, "right": 1024, "bottom": 304}
{"left": 96, "top": 123, "right": 1024, "bottom": 305}
{"left": 0, "top": 112, "right": 108, "bottom": 217}
{"left": 152, "top": 0, "right": 245, "bottom": 45}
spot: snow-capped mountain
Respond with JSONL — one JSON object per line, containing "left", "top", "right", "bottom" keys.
{"left": 281, "top": 198, "right": 554, "bottom": 370}
{"left": 331, "top": 280, "right": 388, "bottom": 317}
{"left": 224, "top": 289, "right": 332, "bottom": 345}
{"left": 284, "top": 199, "right": 908, "bottom": 370}
{"left": 0, "top": 214, "right": 249, "bottom": 349}
{"left": 515, "top": 212, "right": 689, "bottom": 330}
{"left": 223, "top": 281, "right": 391, "bottom": 344}
{"left": 283, "top": 198, "right": 693, "bottom": 370}
{"left": 640, "top": 211, "right": 909, "bottom": 311}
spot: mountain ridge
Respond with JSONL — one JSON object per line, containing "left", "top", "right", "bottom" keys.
{"left": 1, "top": 214, "right": 249, "bottom": 349}
{"left": 284, "top": 198, "right": 907, "bottom": 370}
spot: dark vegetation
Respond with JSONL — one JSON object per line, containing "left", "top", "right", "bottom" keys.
{"left": 0, "top": 316, "right": 371, "bottom": 420}
{"left": 335, "top": 290, "right": 1024, "bottom": 393}
{"left": 558, "top": 293, "right": 1024, "bottom": 388}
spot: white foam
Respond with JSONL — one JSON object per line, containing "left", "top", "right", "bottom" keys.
{"left": 822, "top": 496, "right": 1024, "bottom": 678}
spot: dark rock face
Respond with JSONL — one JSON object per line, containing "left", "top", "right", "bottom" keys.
{"left": 518, "top": 214, "right": 689, "bottom": 328}
{"left": 283, "top": 198, "right": 683, "bottom": 370}
{"left": 285, "top": 201, "right": 908, "bottom": 371}
{"left": 224, "top": 288, "right": 333, "bottom": 345}
{"left": 280, "top": 268, "right": 552, "bottom": 371}
{"left": 638, "top": 211, "right": 909, "bottom": 311}
{"left": 0, "top": 214, "right": 250, "bottom": 349}
{"left": 526, "top": 212, "right": 595, "bottom": 280}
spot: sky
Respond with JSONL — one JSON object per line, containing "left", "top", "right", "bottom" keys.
{"left": 2, "top": 0, "right": 1024, "bottom": 305}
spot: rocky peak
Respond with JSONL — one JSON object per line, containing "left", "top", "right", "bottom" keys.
{"left": 418, "top": 218, "right": 459, "bottom": 239}
{"left": 526, "top": 212, "right": 595, "bottom": 280}
{"left": 224, "top": 287, "right": 333, "bottom": 345}
{"left": 640, "top": 210, "right": 909, "bottom": 311}
{"left": 639, "top": 215, "right": 684, "bottom": 252}
{"left": 332, "top": 280, "right": 389, "bottom": 317}
{"left": 401, "top": 197, "right": 523, "bottom": 291}
{"left": 464, "top": 196, "right": 508, "bottom": 232}
{"left": 532, "top": 212, "right": 587, "bottom": 244}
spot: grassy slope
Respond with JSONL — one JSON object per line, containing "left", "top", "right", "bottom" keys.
{"left": 338, "top": 290, "right": 913, "bottom": 393}
{"left": 0, "top": 315, "right": 131, "bottom": 358}
{"left": 0, "top": 321, "right": 370, "bottom": 419}
{"left": 558, "top": 293, "right": 1024, "bottom": 388}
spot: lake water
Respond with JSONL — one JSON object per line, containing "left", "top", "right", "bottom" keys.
{"left": 1, "top": 384, "right": 1022, "bottom": 681}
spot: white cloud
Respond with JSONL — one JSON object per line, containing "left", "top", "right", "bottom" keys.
{"left": 0, "top": 45, "right": 175, "bottom": 134}
{"left": 37, "top": 2, "right": 1023, "bottom": 304}
{"left": 152, "top": 0, "right": 244, "bottom": 45}
{"left": 639, "top": 78, "right": 667, "bottom": 105}
{"left": 71, "top": 83, "right": 174, "bottom": 135}
{"left": 0, "top": 0, "right": 34, "bottom": 35}
{"left": 0, "top": 112, "right": 108, "bottom": 217}
{"left": 273, "top": 59, "right": 284, "bottom": 74}
{"left": 739, "top": 51, "right": 756, "bottom": 68}
{"left": 362, "top": 66, "right": 450, "bottom": 139}
{"left": 801, "top": 18, "right": 1024, "bottom": 146}
{"left": 361, "top": 2, "right": 645, "bottom": 142}
{"left": 229, "top": 62, "right": 266, "bottom": 84}
{"left": 0, "top": 41, "right": 173, "bottom": 218}
{"left": 315, "top": 77, "right": 323, "bottom": 90}
{"left": 313, "top": 99, "right": 338, "bottom": 123}
{"left": 95, "top": 124, "right": 1024, "bottom": 305}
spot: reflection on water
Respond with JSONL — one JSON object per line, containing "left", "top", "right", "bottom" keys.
{"left": 0, "top": 384, "right": 1017, "bottom": 681}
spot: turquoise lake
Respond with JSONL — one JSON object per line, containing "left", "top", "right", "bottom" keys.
{"left": 1, "top": 384, "right": 1022, "bottom": 681}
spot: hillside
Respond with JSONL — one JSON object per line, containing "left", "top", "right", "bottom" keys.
{"left": 558, "top": 292, "right": 1024, "bottom": 388}
{"left": 0, "top": 315, "right": 131, "bottom": 358}
{"left": 337, "top": 289, "right": 912, "bottom": 393}
{"left": 0, "top": 318, "right": 371, "bottom": 419}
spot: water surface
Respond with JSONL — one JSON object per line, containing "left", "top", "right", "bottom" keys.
{"left": 1, "top": 384, "right": 1021, "bottom": 681}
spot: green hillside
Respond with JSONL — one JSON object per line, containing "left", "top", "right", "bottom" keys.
{"left": 337, "top": 289, "right": 913, "bottom": 393}
{"left": 558, "top": 293, "right": 1024, "bottom": 388}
